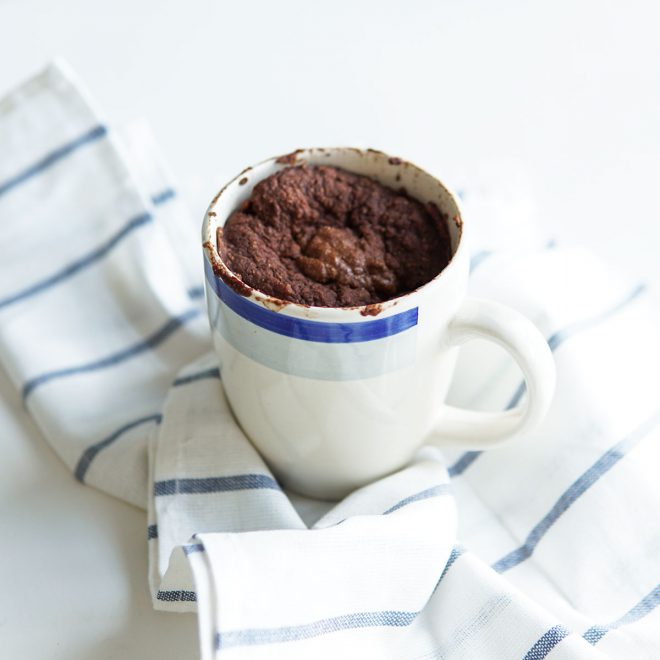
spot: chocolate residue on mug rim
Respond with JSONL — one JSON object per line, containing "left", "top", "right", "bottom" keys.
{"left": 275, "top": 149, "right": 304, "bottom": 165}
{"left": 360, "top": 303, "right": 384, "bottom": 317}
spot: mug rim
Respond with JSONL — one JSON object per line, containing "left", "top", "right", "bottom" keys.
{"left": 202, "top": 147, "right": 466, "bottom": 318}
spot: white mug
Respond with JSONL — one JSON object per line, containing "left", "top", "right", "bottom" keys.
{"left": 202, "top": 148, "right": 555, "bottom": 500}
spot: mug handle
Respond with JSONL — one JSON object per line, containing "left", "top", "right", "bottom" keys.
{"left": 427, "top": 298, "right": 556, "bottom": 449}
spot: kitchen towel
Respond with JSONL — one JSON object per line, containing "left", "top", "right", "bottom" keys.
{"left": 0, "top": 60, "right": 208, "bottom": 508}
{"left": 0, "top": 62, "right": 658, "bottom": 659}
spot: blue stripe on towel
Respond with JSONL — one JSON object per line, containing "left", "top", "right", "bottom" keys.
{"left": 329, "top": 483, "right": 452, "bottom": 527}
{"left": 505, "top": 283, "right": 647, "bottom": 410}
{"left": 582, "top": 625, "right": 609, "bottom": 646}
{"left": 74, "top": 414, "right": 161, "bottom": 481}
{"left": 0, "top": 187, "right": 176, "bottom": 313}
{"left": 447, "top": 283, "right": 647, "bottom": 478}
{"left": 172, "top": 367, "right": 220, "bottom": 387}
{"left": 469, "top": 250, "right": 493, "bottom": 273}
{"left": 74, "top": 413, "right": 162, "bottom": 482}
{"left": 22, "top": 307, "right": 201, "bottom": 400}
{"left": 469, "top": 238, "right": 556, "bottom": 275}
{"left": 190, "top": 532, "right": 463, "bottom": 650}
{"left": 546, "top": 284, "right": 646, "bottom": 353}
{"left": 583, "top": 584, "right": 660, "bottom": 645}
{"left": 156, "top": 590, "right": 197, "bottom": 602}
{"left": 0, "top": 188, "right": 175, "bottom": 309}
{"left": 211, "top": 542, "right": 466, "bottom": 651}
{"left": 522, "top": 625, "right": 570, "bottom": 660}
{"left": 216, "top": 610, "right": 418, "bottom": 650}
{"left": 205, "top": 258, "right": 418, "bottom": 344}
{"left": 436, "top": 544, "right": 465, "bottom": 586}
{"left": 430, "top": 544, "right": 466, "bottom": 600}
{"left": 0, "top": 125, "right": 108, "bottom": 198}
{"left": 491, "top": 409, "right": 660, "bottom": 573}
{"left": 150, "top": 188, "right": 176, "bottom": 206}
{"left": 447, "top": 452, "right": 481, "bottom": 478}
{"left": 0, "top": 213, "right": 151, "bottom": 311}
{"left": 183, "top": 543, "right": 205, "bottom": 556}
{"left": 154, "top": 473, "right": 281, "bottom": 496}
{"left": 383, "top": 484, "right": 451, "bottom": 514}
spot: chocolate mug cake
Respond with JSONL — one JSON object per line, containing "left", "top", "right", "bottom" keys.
{"left": 217, "top": 164, "right": 452, "bottom": 307}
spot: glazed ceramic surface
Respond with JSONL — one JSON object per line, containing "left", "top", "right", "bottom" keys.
{"left": 202, "top": 148, "right": 555, "bottom": 499}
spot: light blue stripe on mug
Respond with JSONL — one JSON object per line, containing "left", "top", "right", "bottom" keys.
{"left": 204, "top": 257, "right": 418, "bottom": 380}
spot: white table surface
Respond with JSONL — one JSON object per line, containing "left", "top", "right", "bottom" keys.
{"left": 0, "top": 1, "right": 658, "bottom": 658}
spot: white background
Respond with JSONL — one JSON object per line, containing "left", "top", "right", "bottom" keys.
{"left": 0, "top": 1, "right": 658, "bottom": 658}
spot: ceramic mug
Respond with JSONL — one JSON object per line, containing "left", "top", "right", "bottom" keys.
{"left": 202, "top": 148, "right": 556, "bottom": 499}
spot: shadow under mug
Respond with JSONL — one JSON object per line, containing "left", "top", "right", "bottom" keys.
{"left": 202, "top": 148, "right": 556, "bottom": 500}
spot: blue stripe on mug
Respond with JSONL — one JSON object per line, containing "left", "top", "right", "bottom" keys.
{"left": 204, "top": 256, "right": 418, "bottom": 343}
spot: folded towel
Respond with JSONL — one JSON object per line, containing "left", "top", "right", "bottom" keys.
{"left": 0, "top": 61, "right": 208, "bottom": 508}
{"left": 1, "top": 62, "right": 658, "bottom": 659}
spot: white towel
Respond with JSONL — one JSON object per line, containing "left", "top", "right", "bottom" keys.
{"left": 0, "top": 61, "right": 209, "bottom": 508}
{"left": 1, "top": 63, "right": 658, "bottom": 659}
